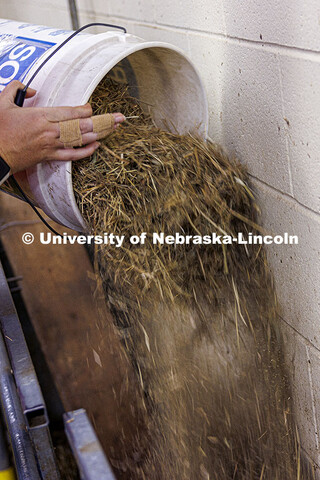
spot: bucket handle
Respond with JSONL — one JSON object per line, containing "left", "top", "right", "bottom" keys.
{"left": 19, "top": 22, "right": 127, "bottom": 99}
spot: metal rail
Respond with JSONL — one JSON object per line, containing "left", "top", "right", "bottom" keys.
{"left": 0, "top": 260, "right": 60, "bottom": 479}
{"left": 0, "top": 258, "right": 116, "bottom": 479}
{"left": 68, "top": 0, "right": 80, "bottom": 30}
{"left": 0, "top": 417, "right": 10, "bottom": 472}
{"left": 64, "top": 409, "right": 116, "bottom": 480}
{"left": 0, "top": 263, "right": 48, "bottom": 429}
{"left": 0, "top": 328, "right": 41, "bottom": 479}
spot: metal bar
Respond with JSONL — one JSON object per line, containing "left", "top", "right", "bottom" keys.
{"left": 0, "top": 262, "right": 48, "bottom": 429}
{"left": 0, "top": 416, "right": 10, "bottom": 471}
{"left": 6, "top": 276, "right": 23, "bottom": 283}
{"left": 68, "top": 0, "right": 80, "bottom": 30}
{"left": 30, "top": 427, "right": 60, "bottom": 480}
{"left": 0, "top": 330, "right": 40, "bottom": 479}
{"left": 0, "top": 261, "right": 60, "bottom": 479}
{"left": 9, "top": 286, "right": 22, "bottom": 293}
{"left": 64, "top": 409, "right": 116, "bottom": 480}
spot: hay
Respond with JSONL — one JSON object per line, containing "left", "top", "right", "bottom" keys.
{"left": 73, "top": 79, "right": 263, "bottom": 302}
{"left": 72, "top": 77, "right": 314, "bottom": 479}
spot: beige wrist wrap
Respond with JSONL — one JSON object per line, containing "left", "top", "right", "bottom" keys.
{"left": 59, "top": 114, "right": 115, "bottom": 148}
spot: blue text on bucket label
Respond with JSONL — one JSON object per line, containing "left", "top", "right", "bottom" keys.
{"left": 0, "top": 36, "right": 56, "bottom": 92}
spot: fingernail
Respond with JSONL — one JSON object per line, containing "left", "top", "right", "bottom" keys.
{"left": 95, "top": 142, "right": 100, "bottom": 149}
{"left": 113, "top": 113, "right": 125, "bottom": 123}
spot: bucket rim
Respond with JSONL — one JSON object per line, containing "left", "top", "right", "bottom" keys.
{"left": 26, "top": 34, "right": 209, "bottom": 232}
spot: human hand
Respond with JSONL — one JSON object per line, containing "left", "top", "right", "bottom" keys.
{"left": 0, "top": 81, "right": 125, "bottom": 174}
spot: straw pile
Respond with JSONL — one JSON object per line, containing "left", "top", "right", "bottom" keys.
{"left": 73, "top": 77, "right": 314, "bottom": 479}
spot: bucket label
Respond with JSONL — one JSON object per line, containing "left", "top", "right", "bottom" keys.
{"left": 0, "top": 35, "right": 56, "bottom": 92}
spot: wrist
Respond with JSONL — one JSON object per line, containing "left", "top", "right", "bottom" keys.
{"left": 0, "top": 156, "right": 11, "bottom": 186}
{"left": 0, "top": 146, "right": 17, "bottom": 175}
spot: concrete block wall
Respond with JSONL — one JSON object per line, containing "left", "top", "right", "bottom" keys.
{"left": 0, "top": 0, "right": 319, "bottom": 472}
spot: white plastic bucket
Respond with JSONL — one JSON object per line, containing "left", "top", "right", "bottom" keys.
{"left": 0, "top": 19, "right": 208, "bottom": 232}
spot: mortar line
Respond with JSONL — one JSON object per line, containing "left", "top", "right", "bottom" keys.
{"left": 249, "top": 175, "right": 320, "bottom": 220}
{"left": 79, "top": 10, "right": 320, "bottom": 57}
{"left": 186, "top": 31, "right": 191, "bottom": 57}
{"left": 277, "top": 55, "right": 294, "bottom": 197}
{"left": 279, "top": 316, "right": 320, "bottom": 355}
{"left": 300, "top": 446, "right": 320, "bottom": 472}
{"left": 221, "top": 0, "right": 227, "bottom": 40}
{"left": 151, "top": 0, "right": 156, "bottom": 25}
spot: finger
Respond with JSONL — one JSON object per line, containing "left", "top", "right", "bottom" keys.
{"left": 79, "top": 117, "right": 93, "bottom": 134}
{"left": 44, "top": 103, "right": 93, "bottom": 122}
{"left": 113, "top": 113, "right": 125, "bottom": 124}
{"left": 80, "top": 132, "right": 98, "bottom": 145}
{"left": 26, "top": 87, "right": 37, "bottom": 98}
{"left": 56, "top": 131, "right": 98, "bottom": 147}
{"left": 55, "top": 113, "right": 124, "bottom": 147}
{"left": 1, "top": 80, "right": 25, "bottom": 103}
{"left": 53, "top": 117, "right": 93, "bottom": 140}
{"left": 78, "top": 113, "right": 124, "bottom": 135}
{"left": 92, "top": 113, "right": 114, "bottom": 140}
{"left": 56, "top": 141, "right": 100, "bottom": 162}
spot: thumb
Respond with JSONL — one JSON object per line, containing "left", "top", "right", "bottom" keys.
{"left": 1, "top": 80, "right": 26, "bottom": 104}
{"left": 26, "top": 86, "right": 37, "bottom": 98}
